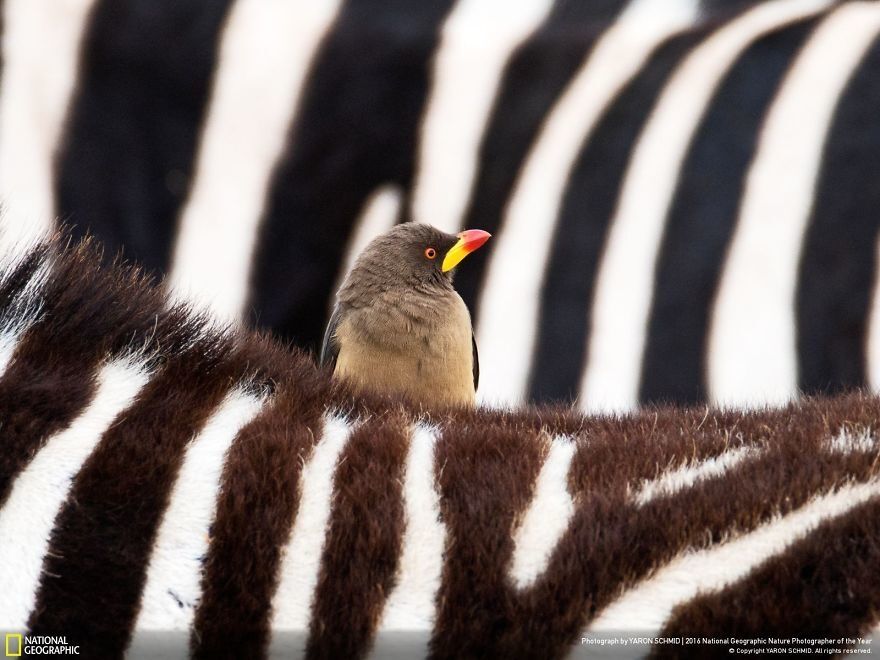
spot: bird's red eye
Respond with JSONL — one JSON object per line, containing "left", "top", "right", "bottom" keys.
{"left": 425, "top": 247, "right": 437, "bottom": 259}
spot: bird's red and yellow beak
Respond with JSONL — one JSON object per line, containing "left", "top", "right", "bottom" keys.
{"left": 442, "top": 229, "right": 491, "bottom": 272}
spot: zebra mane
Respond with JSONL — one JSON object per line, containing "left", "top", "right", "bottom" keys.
{"left": 1, "top": 235, "right": 879, "bottom": 658}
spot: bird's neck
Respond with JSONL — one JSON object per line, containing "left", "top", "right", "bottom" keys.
{"left": 340, "top": 286, "right": 462, "bottom": 348}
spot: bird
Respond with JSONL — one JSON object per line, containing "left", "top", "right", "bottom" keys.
{"left": 320, "top": 222, "right": 491, "bottom": 406}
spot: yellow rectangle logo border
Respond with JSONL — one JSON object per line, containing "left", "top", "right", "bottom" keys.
{"left": 5, "top": 633, "right": 22, "bottom": 657}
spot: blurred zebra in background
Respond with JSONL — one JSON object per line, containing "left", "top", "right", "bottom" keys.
{"left": 1, "top": 0, "right": 878, "bottom": 411}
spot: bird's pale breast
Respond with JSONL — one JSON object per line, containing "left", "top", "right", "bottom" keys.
{"left": 333, "top": 292, "right": 474, "bottom": 406}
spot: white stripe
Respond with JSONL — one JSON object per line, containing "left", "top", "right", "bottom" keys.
{"left": 581, "top": 0, "right": 833, "bottom": 414}
{"left": 0, "top": 255, "right": 52, "bottom": 376}
{"left": 508, "top": 435, "right": 576, "bottom": 590}
{"left": 711, "top": 2, "right": 880, "bottom": 408}
{"left": 0, "top": 359, "right": 148, "bottom": 629}
{"left": 411, "top": 0, "right": 553, "bottom": 234}
{"left": 826, "top": 428, "right": 877, "bottom": 455}
{"left": 0, "top": 214, "right": 51, "bottom": 263}
{"left": 268, "top": 414, "right": 353, "bottom": 659}
{"left": 331, "top": 184, "right": 402, "bottom": 308}
{"left": 168, "top": 0, "right": 343, "bottom": 322}
{"left": 370, "top": 425, "right": 446, "bottom": 659}
{"left": 128, "top": 389, "right": 265, "bottom": 652}
{"left": 475, "top": 0, "right": 698, "bottom": 408}
{"left": 0, "top": 0, "right": 97, "bottom": 252}
{"left": 0, "top": 330, "right": 20, "bottom": 377}
{"left": 586, "top": 477, "right": 880, "bottom": 636}
{"left": 632, "top": 445, "right": 757, "bottom": 505}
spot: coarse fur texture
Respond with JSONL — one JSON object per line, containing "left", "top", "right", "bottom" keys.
{"left": 0, "top": 234, "right": 879, "bottom": 659}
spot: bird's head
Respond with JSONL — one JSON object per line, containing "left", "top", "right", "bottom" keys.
{"left": 344, "top": 222, "right": 491, "bottom": 292}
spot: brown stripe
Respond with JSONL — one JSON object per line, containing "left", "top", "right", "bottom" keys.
{"left": 428, "top": 405, "right": 765, "bottom": 659}
{"left": 429, "top": 418, "right": 547, "bottom": 659}
{"left": 429, "top": 395, "right": 880, "bottom": 658}
{"left": 305, "top": 414, "right": 410, "bottom": 660}
{"left": 192, "top": 338, "right": 329, "bottom": 660}
{"left": 0, "top": 341, "right": 98, "bottom": 507}
{"left": 657, "top": 496, "right": 880, "bottom": 651}
{"left": 27, "top": 335, "right": 242, "bottom": 658}
{"left": 562, "top": 398, "right": 880, "bottom": 642}
{"left": 0, "top": 239, "right": 174, "bottom": 506}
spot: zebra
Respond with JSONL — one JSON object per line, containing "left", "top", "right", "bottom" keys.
{"left": 2, "top": 235, "right": 880, "bottom": 658}
{"left": 1, "top": 0, "right": 880, "bottom": 413}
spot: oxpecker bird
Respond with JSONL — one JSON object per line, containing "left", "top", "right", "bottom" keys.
{"left": 320, "top": 223, "right": 491, "bottom": 406}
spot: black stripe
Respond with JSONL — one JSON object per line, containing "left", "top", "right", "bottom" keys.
{"left": 526, "top": 30, "right": 703, "bottom": 403}
{"left": 428, "top": 395, "right": 880, "bottom": 658}
{"left": 0, "top": 342, "right": 98, "bottom": 508}
{"left": 28, "top": 338, "right": 241, "bottom": 658}
{"left": 639, "top": 18, "right": 818, "bottom": 406}
{"left": 658, "top": 495, "right": 880, "bottom": 651}
{"left": 0, "top": 243, "right": 49, "bottom": 322}
{"left": 699, "top": 0, "right": 773, "bottom": 20}
{"left": 0, "top": 249, "right": 98, "bottom": 510}
{"left": 57, "top": 0, "right": 235, "bottom": 274}
{"left": 191, "top": 340, "right": 329, "bottom": 660}
{"left": 0, "top": 242, "right": 173, "bottom": 507}
{"left": 248, "top": 0, "right": 455, "bottom": 352}
{"left": 795, "top": 34, "right": 880, "bottom": 395}
{"left": 453, "top": 0, "right": 625, "bottom": 315}
{"left": 306, "top": 415, "right": 409, "bottom": 659}
{"left": 429, "top": 418, "right": 546, "bottom": 659}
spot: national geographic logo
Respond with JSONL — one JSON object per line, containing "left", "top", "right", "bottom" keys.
{"left": 4, "top": 635, "right": 20, "bottom": 657}
{"left": 4, "top": 635, "right": 79, "bottom": 656}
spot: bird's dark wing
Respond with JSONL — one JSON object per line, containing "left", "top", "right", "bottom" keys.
{"left": 472, "top": 331, "right": 479, "bottom": 392}
{"left": 320, "top": 305, "right": 343, "bottom": 373}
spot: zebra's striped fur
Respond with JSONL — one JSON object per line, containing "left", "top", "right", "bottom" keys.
{"left": 1, "top": 235, "right": 880, "bottom": 658}
{"left": 3, "top": 0, "right": 880, "bottom": 410}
